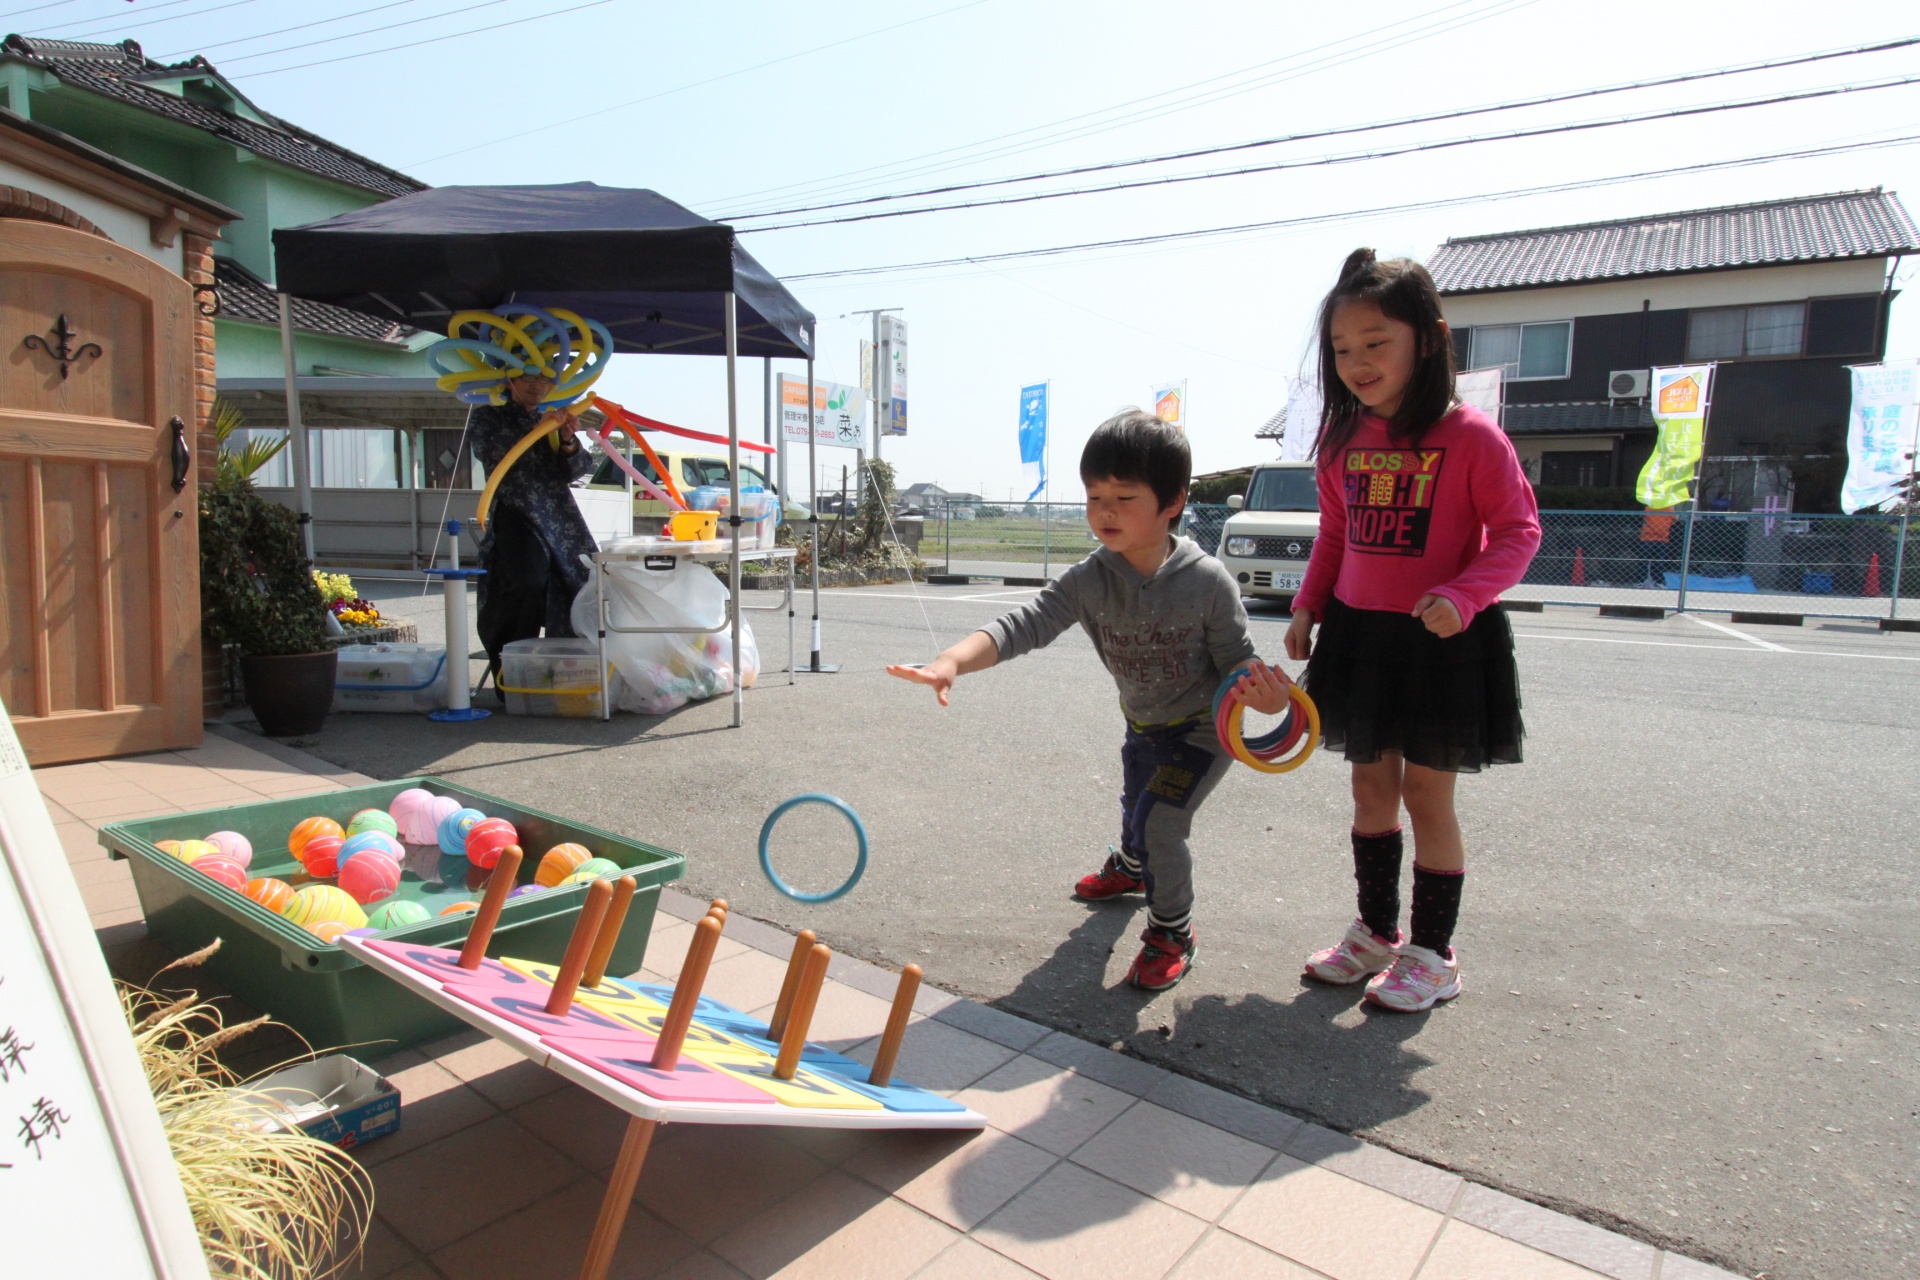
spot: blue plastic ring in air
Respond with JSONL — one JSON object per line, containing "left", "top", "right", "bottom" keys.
{"left": 758, "top": 793, "right": 869, "bottom": 903}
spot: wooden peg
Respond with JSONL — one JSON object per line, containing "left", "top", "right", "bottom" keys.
{"left": 544, "top": 878, "right": 614, "bottom": 1016}
{"left": 579, "top": 1116, "right": 657, "bottom": 1280}
{"left": 773, "top": 943, "right": 830, "bottom": 1082}
{"left": 867, "top": 963, "right": 921, "bottom": 1089}
{"left": 458, "top": 845, "right": 523, "bottom": 970}
{"left": 581, "top": 877, "right": 636, "bottom": 989}
{"left": 767, "top": 929, "right": 817, "bottom": 1042}
{"left": 651, "top": 915, "right": 722, "bottom": 1072}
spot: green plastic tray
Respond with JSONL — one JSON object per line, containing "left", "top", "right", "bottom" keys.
{"left": 100, "top": 776, "right": 684, "bottom": 1054}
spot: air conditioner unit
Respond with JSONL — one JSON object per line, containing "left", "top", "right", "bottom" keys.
{"left": 1608, "top": 369, "right": 1649, "bottom": 400}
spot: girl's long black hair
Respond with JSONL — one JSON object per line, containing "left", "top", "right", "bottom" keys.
{"left": 1312, "top": 248, "right": 1457, "bottom": 461}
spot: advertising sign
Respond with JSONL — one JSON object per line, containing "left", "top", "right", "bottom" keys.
{"left": 779, "top": 376, "right": 865, "bottom": 449}
{"left": 1151, "top": 380, "right": 1187, "bottom": 430}
{"left": 1019, "top": 383, "right": 1048, "bottom": 500}
{"left": 1840, "top": 360, "right": 1920, "bottom": 514}
{"left": 1636, "top": 364, "right": 1715, "bottom": 507}
{"left": 1455, "top": 367, "right": 1504, "bottom": 426}
{"left": 879, "top": 315, "right": 908, "bottom": 436}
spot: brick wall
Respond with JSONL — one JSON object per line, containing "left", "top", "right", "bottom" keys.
{"left": 0, "top": 185, "right": 112, "bottom": 238}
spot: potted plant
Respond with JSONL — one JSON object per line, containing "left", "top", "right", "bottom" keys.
{"left": 201, "top": 481, "right": 335, "bottom": 737}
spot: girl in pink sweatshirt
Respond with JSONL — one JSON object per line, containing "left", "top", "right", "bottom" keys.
{"left": 1274, "top": 248, "right": 1540, "bottom": 1012}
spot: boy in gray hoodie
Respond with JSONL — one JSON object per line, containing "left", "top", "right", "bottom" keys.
{"left": 889, "top": 411, "right": 1284, "bottom": 990}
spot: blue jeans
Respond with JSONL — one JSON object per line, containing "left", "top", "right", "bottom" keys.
{"left": 1119, "top": 719, "right": 1230, "bottom": 932}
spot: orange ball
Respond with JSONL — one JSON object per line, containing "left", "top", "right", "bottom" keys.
{"left": 289, "top": 817, "right": 344, "bottom": 861}
{"left": 536, "top": 843, "right": 592, "bottom": 887}
{"left": 439, "top": 900, "right": 480, "bottom": 917}
{"left": 245, "top": 877, "right": 295, "bottom": 913}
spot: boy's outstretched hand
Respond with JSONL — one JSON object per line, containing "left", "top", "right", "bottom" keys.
{"left": 887, "top": 657, "right": 958, "bottom": 706}
{"left": 1234, "top": 660, "right": 1292, "bottom": 716}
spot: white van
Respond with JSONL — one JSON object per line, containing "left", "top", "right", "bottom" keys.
{"left": 1216, "top": 461, "right": 1319, "bottom": 603}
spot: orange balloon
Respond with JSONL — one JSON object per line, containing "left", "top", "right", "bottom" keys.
{"left": 536, "top": 842, "right": 593, "bottom": 887}
{"left": 289, "top": 816, "right": 344, "bottom": 861}
{"left": 244, "top": 877, "right": 295, "bottom": 913}
{"left": 439, "top": 900, "right": 480, "bottom": 917}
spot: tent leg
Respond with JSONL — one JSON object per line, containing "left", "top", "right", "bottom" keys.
{"left": 278, "top": 293, "right": 315, "bottom": 564}
{"left": 801, "top": 358, "right": 837, "bottom": 674}
{"left": 725, "top": 292, "right": 743, "bottom": 729}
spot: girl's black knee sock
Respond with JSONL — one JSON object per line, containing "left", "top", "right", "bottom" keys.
{"left": 1409, "top": 865, "right": 1465, "bottom": 959}
{"left": 1351, "top": 828, "right": 1403, "bottom": 940}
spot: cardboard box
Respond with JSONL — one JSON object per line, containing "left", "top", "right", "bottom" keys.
{"left": 247, "top": 1054, "right": 400, "bottom": 1150}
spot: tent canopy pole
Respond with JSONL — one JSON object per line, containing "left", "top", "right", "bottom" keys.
{"left": 726, "top": 291, "right": 743, "bottom": 728}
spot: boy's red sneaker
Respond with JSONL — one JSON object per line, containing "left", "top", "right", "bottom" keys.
{"left": 1075, "top": 850, "right": 1143, "bottom": 901}
{"left": 1127, "top": 926, "right": 1195, "bottom": 991}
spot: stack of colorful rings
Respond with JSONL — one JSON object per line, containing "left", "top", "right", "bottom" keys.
{"left": 1214, "top": 665, "right": 1320, "bottom": 773}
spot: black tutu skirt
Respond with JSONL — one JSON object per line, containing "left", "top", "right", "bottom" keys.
{"left": 1304, "top": 595, "right": 1523, "bottom": 773}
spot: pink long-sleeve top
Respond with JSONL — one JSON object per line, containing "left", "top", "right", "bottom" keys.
{"left": 1294, "top": 405, "right": 1541, "bottom": 630}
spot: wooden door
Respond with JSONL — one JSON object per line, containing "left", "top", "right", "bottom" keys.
{"left": 0, "top": 219, "right": 200, "bottom": 765}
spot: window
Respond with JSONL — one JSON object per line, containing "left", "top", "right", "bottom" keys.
{"left": 1245, "top": 468, "right": 1318, "bottom": 512}
{"left": 1686, "top": 303, "right": 1805, "bottom": 360}
{"left": 1463, "top": 321, "right": 1571, "bottom": 380}
{"left": 1538, "top": 451, "right": 1612, "bottom": 488}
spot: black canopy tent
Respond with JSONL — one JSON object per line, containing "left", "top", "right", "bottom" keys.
{"left": 272, "top": 182, "right": 825, "bottom": 726}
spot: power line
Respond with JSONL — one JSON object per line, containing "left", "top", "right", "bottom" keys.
{"left": 212, "top": 0, "right": 510, "bottom": 66}
{"left": 725, "top": 34, "right": 1920, "bottom": 221}
{"left": 778, "top": 133, "right": 1920, "bottom": 280}
{"left": 154, "top": 0, "right": 429, "bottom": 60}
{"left": 743, "top": 75, "right": 1920, "bottom": 232}
{"left": 707, "top": 0, "right": 1533, "bottom": 213}
{"left": 400, "top": 0, "right": 991, "bottom": 170}
{"left": 30, "top": 0, "right": 259, "bottom": 40}
{"left": 226, "top": 0, "right": 612, "bottom": 80}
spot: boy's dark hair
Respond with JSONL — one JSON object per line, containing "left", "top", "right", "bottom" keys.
{"left": 1081, "top": 409, "right": 1190, "bottom": 515}
{"left": 1313, "top": 248, "right": 1456, "bottom": 460}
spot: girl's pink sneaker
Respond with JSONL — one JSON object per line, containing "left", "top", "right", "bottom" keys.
{"left": 1364, "top": 944, "right": 1462, "bottom": 1012}
{"left": 1304, "top": 919, "right": 1401, "bottom": 985}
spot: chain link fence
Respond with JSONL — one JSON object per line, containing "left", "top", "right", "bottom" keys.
{"left": 920, "top": 500, "right": 1918, "bottom": 619}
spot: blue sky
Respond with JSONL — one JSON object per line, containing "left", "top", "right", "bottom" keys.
{"left": 21, "top": 0, "right": 1920, "bottom": 499}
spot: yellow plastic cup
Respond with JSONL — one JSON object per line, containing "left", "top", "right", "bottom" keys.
{"left": 668, "top": 510, "right": 719, "bottom": 541}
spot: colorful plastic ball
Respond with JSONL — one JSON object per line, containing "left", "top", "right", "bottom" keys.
{"left": 366, "top": 899, "right": 431, "bottom": 932}
{"left": 339, "top": 831, "right": 404, "bottom": 867}
{"left": 536, "top": 843, "right": 592, "bottom": 887}
{"left": 463, "top": 818, "right": 518, "bottom": 870}
{"left": 154, "top": 839, "right": 181, "bottom": 856}
{"left": 388, "top": 788, "right": 435, "bottom": 836}
{"left": 174, "top": 839, "right": 218, "bottom": 865}
{"left": 439, "top": 900, "right": 480, "bottom": 917}
{"left": 345, "top": 927, "right": 378, "bottom": 938}
{"left": 283, "top": 885, "right": 367, "bottom": 931}
{"left": 338, "top": 852, "right": 402, "bottom": 906}
{"left": 192, "top": 854, "right": 249, "bottom": 892}
{"left": 346, "top": 808, "right": 400, "bottom": 841}
{"left": 244, "top": 877, "right": 295, "bottom": 913}
{"left": 437, "top": 807, "right": 487, "bottom": 858}
{"left": 574, "top": 857, "right": 622, "bottom": 879}
{"left": 509, "top": 884, "right": 547, "bottom": 898}
{"left": 289, "top": 816, "right": 345, "bottom": 862}
{"left": 308, "top": 920, "right": 353, "bottom": 944}
{"left": 560, "top": 871, "right": 599, "bottom": 886}
{"left": 408, "top": 795, "right": 462, "bottom": 846}
{"left": 299, "top": 833, "right": 345, "bottom": 878}
{"left": 204, "top": 831, "right": 252, "bottom": 867}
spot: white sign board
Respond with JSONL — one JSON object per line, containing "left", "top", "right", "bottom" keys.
{"left": 0, "top": 705, "right": 208, "bottom": 1277}
{"left": 879, "top": 315, "right": 907, "bottom": 437}
{"left": 780, "top": 376, "right": 866, "bottom": 449}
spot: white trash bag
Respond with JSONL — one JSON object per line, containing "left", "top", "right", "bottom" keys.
{"left": 570, "top": 558, "right": 758, "bottom": 715}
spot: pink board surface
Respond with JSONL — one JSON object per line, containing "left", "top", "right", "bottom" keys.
{"left": 362, "top": 939, "right": 534, "bottom": 990}
{"left": 443, "top": 983, "right": 654, "bottom": 1045}
{"left": 544, "top": 1036, "right": 779, "bottom": 1105}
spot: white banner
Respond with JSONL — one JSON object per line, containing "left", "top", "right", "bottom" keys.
{"left": 779, "top": 376, "right": 865, "bottom": 449}
{"left": 1278, "top": 378, "right": 1320, "bottom": 463}
{"left": 1841, "top": 360, "right": 1920, "bottom": 514}
{"left": 1455, "top": 367, "right": 1504, "bottom": 425}
{"left": 879, "top": 315, "right": 907, "bottom": 436}
{"left": 1151, "top": 380, "right": 1187, "bottom": 430}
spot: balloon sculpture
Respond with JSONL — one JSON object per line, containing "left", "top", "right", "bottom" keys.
{"left": 425, "top": 306, "right": 612, "bottom": 409}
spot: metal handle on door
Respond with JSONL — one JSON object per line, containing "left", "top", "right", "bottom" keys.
{"left": 170, "top": 416, "right": 190, "bottom": 492}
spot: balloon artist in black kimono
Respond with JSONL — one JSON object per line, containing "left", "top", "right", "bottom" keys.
{"left": 469, "top": 370, "right": 598, "bottom": 701}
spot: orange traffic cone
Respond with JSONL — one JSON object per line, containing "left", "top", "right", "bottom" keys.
{"left": 1865, "top": 552, "right": 1882, "bottom": 596}
{"left": 1571, "top": 547, "right": 1586, "bottom": 587}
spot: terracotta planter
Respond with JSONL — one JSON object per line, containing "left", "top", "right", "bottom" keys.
{"left": 240, "top": 651, "right": 337, "bottom": 737}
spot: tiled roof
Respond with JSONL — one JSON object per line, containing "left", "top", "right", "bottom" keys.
{"left": 1502, "top": 401, "right": 1654, "bottom": 436}
{"left": 214, "top": 258, "right": 418, "bottom": 346}
{"left": 1, "top": 35, "right": 423, "bottom": 198}
{"left": 1429, "top": 190, "right": 1918, "bottom": 294}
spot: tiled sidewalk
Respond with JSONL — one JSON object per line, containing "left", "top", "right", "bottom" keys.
{"left": 40, "top": 731, "right": 1745, "bottom": 1280}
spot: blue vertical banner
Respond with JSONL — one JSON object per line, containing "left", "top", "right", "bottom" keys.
{"left": 1018, "top": 383, "right": 1048, "bottom": 500}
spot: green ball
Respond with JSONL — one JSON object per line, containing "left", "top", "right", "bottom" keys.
{"left": 347, "top": 809, "right": 400, "bottom": 841}
{"left": 573, "top": 857, "right": 622, "bottom": 879}
{"left": 366, "top": 899, "right": 431, "bottom": 932}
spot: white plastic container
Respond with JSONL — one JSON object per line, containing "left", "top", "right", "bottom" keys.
{"left": 332, "top": 643, "right": 447, "bottom": 713}
{"left": 499, "top": 638, "right": 616, "bottom": 717}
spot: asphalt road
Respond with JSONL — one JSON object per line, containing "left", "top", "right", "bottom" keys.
{"left": 305, "top": 578, "right": 1920, "bottom": 1280}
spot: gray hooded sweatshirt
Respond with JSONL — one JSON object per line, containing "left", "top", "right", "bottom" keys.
{"left": 981, "top": 537, "right": 1258, "bottom": 726}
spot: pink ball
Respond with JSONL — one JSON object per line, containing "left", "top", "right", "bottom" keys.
{"left": 463, "top": 818, "right": 519, "bottom": 870}
{"left": 389, "top": 787, "right": 433, "bottom": 830}
{"left": 407, "top": 795, "right": 463, "bottom": 846}
{"left": 338, "top": 851, "right": 402, "bottom": 906}
{"left": 193, "top": 854, "right": 249, "bottom": 892}
{"left": 204, "top": 831, "right": 252, "bottom": 868}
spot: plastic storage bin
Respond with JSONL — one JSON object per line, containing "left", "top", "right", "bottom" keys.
{"left": 684, "top": 485, "right": 776, "bottom": 550}
{"left": 99, "top": 777, "right": 685, "bottom": 1053}
{"left": 499, "top": 638, "right": 614, "bottom": 717}
{"left": 333, "top": 643, "right": 447, "bottom": 713}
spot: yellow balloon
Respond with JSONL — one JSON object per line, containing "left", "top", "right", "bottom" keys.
{"left": 472, "top": 404, "right": 585, "bottom": 529}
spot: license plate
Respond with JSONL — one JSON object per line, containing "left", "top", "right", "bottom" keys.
{"left": 1270, "top": 572, "right": 1303, "bottom": 590}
